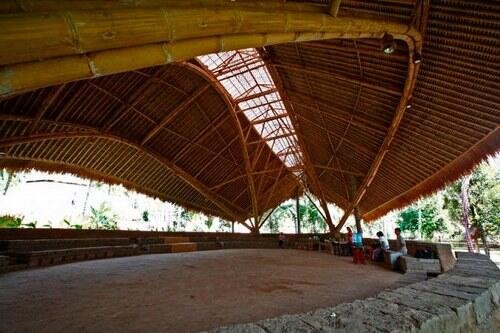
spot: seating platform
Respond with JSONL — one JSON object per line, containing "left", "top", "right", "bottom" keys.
{"left": 0, "top": 237, "right": 185, "bottom": 272}
{"left": 0, "top": 235, "right": 280, "bottom": 272}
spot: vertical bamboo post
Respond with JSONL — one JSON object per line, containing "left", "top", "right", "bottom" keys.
{"left": 350, "top": 176, "right": 363, "bottom": 234}
{"left": 296, "top": 188, "right": 301, "bottom": 234}
{"left": 461, "top": 175, "right": 474, "bottom": 253}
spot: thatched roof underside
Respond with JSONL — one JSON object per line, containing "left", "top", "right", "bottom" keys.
{"left": 267, "top": 0, "right": 500, "bottom": 220}
{"left": 0, "top": 63, "right": 299, "bottom": 221}
{"left": 0, "top": 0, "right": 499, "bottom": 225}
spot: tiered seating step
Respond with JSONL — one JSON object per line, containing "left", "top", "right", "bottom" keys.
{"left": 1, "top": 238, "right": 131, "bottom": 253}
{"left": 166, "top": 242, "right": 197, "bottom": 253}
{"left": 161, "top": 236, "right": 190, "bottom": 244}
{"left": 16, "top": 245, "right": 141, "bottom": 267}
{"left": 0, "top": 255, "right": 10, "bottom": 266}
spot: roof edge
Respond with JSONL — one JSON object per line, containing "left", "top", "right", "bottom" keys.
{"left": 0, "top": 157, "right": 233, "bottom": 221}
{"left": 362, "top": 127, "right": 500, "bottom": 222}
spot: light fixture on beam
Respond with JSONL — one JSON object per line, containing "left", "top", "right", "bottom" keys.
{"left": 381, "top": 33, "right": 396, "bottom": 55}
{"left": 414, "top": 52, "right": 422, "bottom": 64}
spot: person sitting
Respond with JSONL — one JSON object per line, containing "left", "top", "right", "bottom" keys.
{"left": 346, "top": 227, "right": 353, "bottom": 256}
{"left": 372, "top": 231, "right": 389, "bottom": 261}
{"left": 469, "top": 225, "right": 481, "bottom": 253}
{"left": 278, "top": 232, "right": 286, "bottom": 248}
{"left": 394, "top": 228, "right": 408, "bottom": 255}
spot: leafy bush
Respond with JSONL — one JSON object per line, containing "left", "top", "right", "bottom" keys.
{"left": 89, "top": 203, "right": 118, "bottom": 230}
{"left": 142, "top": 210, "right": 149, "bottom": 222}
{"left": 0, "top": 215, "right": 23, "bottom": 228}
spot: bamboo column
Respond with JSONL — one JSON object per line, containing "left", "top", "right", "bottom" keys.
{"left": 296, "top": 189, "right": 301, "bottom": 234}
{"left": 350, "top": 176, "right": 363, "bottom": 234}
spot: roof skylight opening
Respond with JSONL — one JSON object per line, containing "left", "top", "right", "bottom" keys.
{"left": 198, "top": 49, "right": 303, "bottom": 174}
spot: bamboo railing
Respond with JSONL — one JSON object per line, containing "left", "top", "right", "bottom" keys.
{"left": 0, "top": 5, "right": 421, "bottom": 97}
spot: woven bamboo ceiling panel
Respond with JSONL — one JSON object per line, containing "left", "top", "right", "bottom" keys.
{"left": 0, "top": 0, "right": 498, "bottom": 226}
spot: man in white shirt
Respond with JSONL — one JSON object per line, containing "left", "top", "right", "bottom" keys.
{"left": 394, "top": 228, "right": 408, "bottom": 255}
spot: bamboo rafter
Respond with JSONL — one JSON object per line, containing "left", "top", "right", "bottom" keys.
{"left": 335, "top": 29, "right": 422, "bottom": 232}
{"left": 141, "top": 84, "right": 210, "bottom": 146}
{"left": 263, "top": 49, "right": 337, "bottom": 233}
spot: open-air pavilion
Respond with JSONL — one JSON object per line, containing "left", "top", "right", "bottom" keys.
{"left": 0, "top": 1, "right": 499, "bottom": 332}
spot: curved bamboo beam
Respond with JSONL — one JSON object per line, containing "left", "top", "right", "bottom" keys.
{"left": 181, "top": 62, "right": 262, "bottom": 231}
{"left": 262, "top": 50, "right": 337, "bottom": 234}
{"left": 0, "top": 1, "right": 325, "bottom": 14}
{"left": 0, "top": 8, "right": 415, "bottom": 65}
{"left": 335, "top": 40, "right": 421, "bottom": 231}
{"left": 0, "top": 131, "right": 247, "bottom": 221}
{"left": 0, "top": 6, "right": 421, "bottom": 97}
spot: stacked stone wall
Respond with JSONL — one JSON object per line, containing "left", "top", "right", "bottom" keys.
{"left": 211, "top": 252, "right": 500, "bottom": 333}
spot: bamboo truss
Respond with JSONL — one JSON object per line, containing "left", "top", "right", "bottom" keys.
{"left": 1, "top": 0, "right": 497, "bottom": 230}
{"left": 197, "top": 49, "right": 301, "bottom": 232}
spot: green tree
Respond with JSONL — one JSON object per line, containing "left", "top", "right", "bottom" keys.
{"left": 142, "top": 210, "right": 149, "bottom": 222}
{"left": 204, "top": 216, "right": 214, "bottom": 230}
{"left": 266, "top": 197, "right": 326, "bottom": 234}
{"left": 217, "top": 219, "right": 232, "bottom": 232}
{"left": 398, "top": 197, "right": 446, "bottom": 239}
{"left": 1, "top": 169, "right": 22, "bottom": 195}
{"left": 443, "top": 163, "right": 500, "bottom": 237}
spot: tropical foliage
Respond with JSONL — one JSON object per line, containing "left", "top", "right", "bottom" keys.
{"left": 89, "top": 203, "right": 118, "bottom": 230}
{"left": 0, "top": 215, "right": 23, "bottom": 228}
{"left": 397, "top": 198, "right": 447, "bottom": 239}
{"left": 1, "top": 169, "right": 22, "bottom": 195}
{"left": 266, "top": 198, "right": 327, "bottom": 234}
{"left": 443, "top": 163, "right": 500, "bottom": 237}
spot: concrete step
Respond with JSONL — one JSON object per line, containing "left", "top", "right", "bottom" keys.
{"left": 166, "top": 242, "right": 197, "bottom": 253}
{"left": 161, "top": 236, "right": 190, "bottom": 244}
{"left": 144, "top": 244, "right": 170, "bottom": 254}
{"left": 3, "top": 238, "right": 131, "bottom": 252}
{"left": 0, "top": 263, "right": 28, "bottom": 273}
{"left": 0, "top": 255, "right": 11, "bottom": 266}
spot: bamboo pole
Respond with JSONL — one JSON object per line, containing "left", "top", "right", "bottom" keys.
{"left": 187, "top": 60, "right": 261, "bottom": 228}
{"left": 328, "top": 0, "right": 342, "bottom": 17}
{"left": 0, "top": 8, "right": 413, "bottom": 65}
{"left": 335, "top": 45, "right": 420, "bottom": 232}
{"left": 0, "top": 1, "right": 326, "bottom": 14}
{"left": 0, "top": 5, "right": 421, "bottom": 97}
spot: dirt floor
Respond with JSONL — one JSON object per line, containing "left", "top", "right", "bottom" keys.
{"left": 0, "top": 249, "right": 400, "bottom": 332}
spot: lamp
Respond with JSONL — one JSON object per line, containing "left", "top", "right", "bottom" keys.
{"left": 414, "top": 52, "right": 423, "bottom": 64}
{"left": 381, "top": 33, "right": 396, "bottom": 54}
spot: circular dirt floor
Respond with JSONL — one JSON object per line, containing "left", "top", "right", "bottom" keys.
{"left": 0, "top": 249, "right": 400, "bottom": 332}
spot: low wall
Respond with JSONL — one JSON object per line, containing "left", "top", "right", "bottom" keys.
{"left": 364, "top": 238, "right": 456, "bottom": 272}
{"left": 0, "top": 228, "right": 313, "bottom": 241}
{"left": 211, "top": 252, "right": 500, "bottom": 333}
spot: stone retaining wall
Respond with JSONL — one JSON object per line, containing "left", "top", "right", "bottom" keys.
{"left": 210, "top": 252, "right": 500, "bottom": 333}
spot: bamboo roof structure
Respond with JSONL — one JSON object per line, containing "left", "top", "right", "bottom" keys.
{"left": 0, "top": 0, "right": 499, "bottom": 231}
